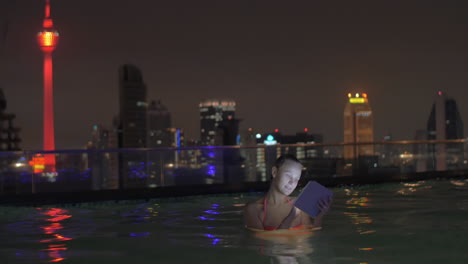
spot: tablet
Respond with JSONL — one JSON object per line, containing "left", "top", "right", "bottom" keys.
{"left": 293, "top": 181, "right": 333, "bottom": 217}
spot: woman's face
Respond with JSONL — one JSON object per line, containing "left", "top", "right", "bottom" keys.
{"left": 272, "top": 160, "right": 303, "bottom": 196}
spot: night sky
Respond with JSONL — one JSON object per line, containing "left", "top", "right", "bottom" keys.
{"left": 1, "top": 0, "right": 468, "bottom": 150}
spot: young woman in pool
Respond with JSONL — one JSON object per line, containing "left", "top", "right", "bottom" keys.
{"left": 244, "top": 154, "right": 331, "bottom": 231}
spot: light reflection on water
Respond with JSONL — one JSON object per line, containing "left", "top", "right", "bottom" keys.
{"left": 0, "top": 180, "right": 467, "bottom": 263}
{"left": 38, "top": 207, "right": 73, "bottom": 262}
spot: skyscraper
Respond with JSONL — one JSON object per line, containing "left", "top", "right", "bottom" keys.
{"left": 147, "top": 100, "right": 171, "bottom": 147}
{"left": 118, "top": 64, "right": 147, "bottom": 188}
{"left": 343, "top": 93, "right": 374, "bottom": 160}
{"left": 0, "top": 88, "right": 21, "bottom": 151}
{"left": 118, "top": 64, "right": 147, "bottom": 148}
{"left": 86, "top": 124, "right": 119, "bottom": 190}
{"left": 199, "top": 99, "right": 236, "bottom": 146}
{"left": 427, "top": 91, "right": 464, "bottom": 170}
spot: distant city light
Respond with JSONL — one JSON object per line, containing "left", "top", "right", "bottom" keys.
{"left": 42, "top": 172, "right": 58, "bottom": 182}
{"left": 304, "top": 128, "right": 308, "bottom": 132}
{"left": 255, "top": 133, "right": 261, "bottom": 139}
{"left": 274, "top": 129, "right": 279, "bottom": 133}
{"left": 29, "top": 154, "right": 45, "bottom": 173}
{"left": 264, "top": 135, "right": 277, "bottom": 145}
{"left": 14, "top": 157, "right": 27, "bottom": 168}
{"left": 206, "top": 165, "right": 216, "bottom": 176}
{"left": 399, "top": 152, "right": 414, "bottom": 159}
{"left": 349, "top": 98, "right": 365, "bottom": 104}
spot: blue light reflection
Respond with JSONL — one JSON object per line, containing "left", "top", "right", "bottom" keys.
{"left": 129, "top": 232, "right": 150, "bottom": 237}
{"left": 198, "top": 216, "right": 215, "bottom": 221}
{"left": 203, "top": 210, "right": 220, "bottom": 215}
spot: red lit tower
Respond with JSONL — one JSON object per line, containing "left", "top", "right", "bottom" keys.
{"left": 37, "top": 0, "right": 59, "bottom": 172}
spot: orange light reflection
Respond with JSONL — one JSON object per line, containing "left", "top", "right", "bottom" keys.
{"left": 344, "top": 191, "right": 375, "bottom": 235}
{"left": 41, "top": 222, "right": 63, "bottom": 234}
{"left": 38, "top": 208, "right": 73, "bottom": 263}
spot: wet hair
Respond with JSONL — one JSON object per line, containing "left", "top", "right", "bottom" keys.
{"left": 274, "top": 154, "right": 301, "bottom": 169}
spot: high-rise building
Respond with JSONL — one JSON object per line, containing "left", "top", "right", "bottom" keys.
{"left": 252, "top": 130, "right": 324, "bottom": 181}
{"left": 239, "top": 128, "right": 257, "bottom": 182}
{"left": 199, "top": 99, "right": 236, "bottom": 146}
{"left": 427, "top": 91, "right": 464, "bottom": 140}
{"left": 343, "top": 93, "right": 374, "bottom": 160}
{"left": 379, "top": 133, "right": 398, "bottom": 167}
{"left": 427, "top": 91, "right": 464, "bottom": 170}
{"left": 0, "top": 88, "right": 21, "bottom": 151}
{"left": 281, "top": 130, "right": 323, "bottom": 159}
{"left": 147, "top": 100, "right": 171, "bottom": 147}
{"left": 86, "top": 124, "right": 119, "bottom": 190}
{"left": 414, "top": 129, "right": 428, "bottom": 172}
{"left": 118, "top": 64, "right": 148, "bottom": 188}
{"left": 118, "top": 64, "right": 147, "bottom": 148}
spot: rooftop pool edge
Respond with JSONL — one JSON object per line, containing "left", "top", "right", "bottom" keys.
{"left": 1, "top": 170, "right": 467, "bottom": 206}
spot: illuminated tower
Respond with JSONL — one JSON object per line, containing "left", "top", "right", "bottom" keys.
{"left": 344, "top": 93, "right": 374, "bottom": 160}
{"left": 37, "top": 0, "right": 59, "bottom": 172}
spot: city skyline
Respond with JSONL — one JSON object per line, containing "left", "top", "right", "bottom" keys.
{"left": 1, "top": 0, "right": 468, "bottom": 150}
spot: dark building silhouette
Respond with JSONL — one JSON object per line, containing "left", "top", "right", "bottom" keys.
{"left": 427, "top": 91, "right": 464, "bottom": 170}
{"left": 117, "top": 64, "right": 148, "bottom": 188}
{"left": 255, "top": 131, "right": 323, "bottom": 158}
{"left": 427, "top": 93, "right": 464, "bottom": 141}
{"left": 118, "top": 64, "right": 147, "bottom": 148}
{"left": 215, "top": 118, "right": 244, "bottom": 184}
{"left": 0, "top": 88, "right": 20, "bottom": 151}
{"left": 254, "top": 130, "right": 324, "bottom": 181}
{"left": 199, "top": 99, "right": 235, "bottom": 146}
{"left": 86, "top": 125, "right": 119, "bottom": 190}
{"left": 146, "top": 100, "right": 175, "bottom": 187}
{"left": 239, "top": 128, "right": 257, "bottom": 182}
{"left": 147, "top": 100, "right": 171, "bottom": 147}
{"left": 414, "top": 129, "right": 428, "bottom": 172}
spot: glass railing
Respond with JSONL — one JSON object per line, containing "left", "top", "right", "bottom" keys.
{"left": 0, "top": 139, "right": 467, "bottom": 194}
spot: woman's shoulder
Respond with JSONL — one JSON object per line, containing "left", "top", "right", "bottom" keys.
{"left": 244, "top": 198, "right": 264, "bottom": 211}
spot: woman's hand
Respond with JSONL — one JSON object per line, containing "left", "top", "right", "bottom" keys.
{"left": 313, "top": 197, "right": 333, "bottom": 228}
{"left": 317, "top": 197, "right": 332, "bottom": 217}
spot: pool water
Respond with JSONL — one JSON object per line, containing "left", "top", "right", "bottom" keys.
{"left": 1, "top": 179, "right": 468, "bottom": 264}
